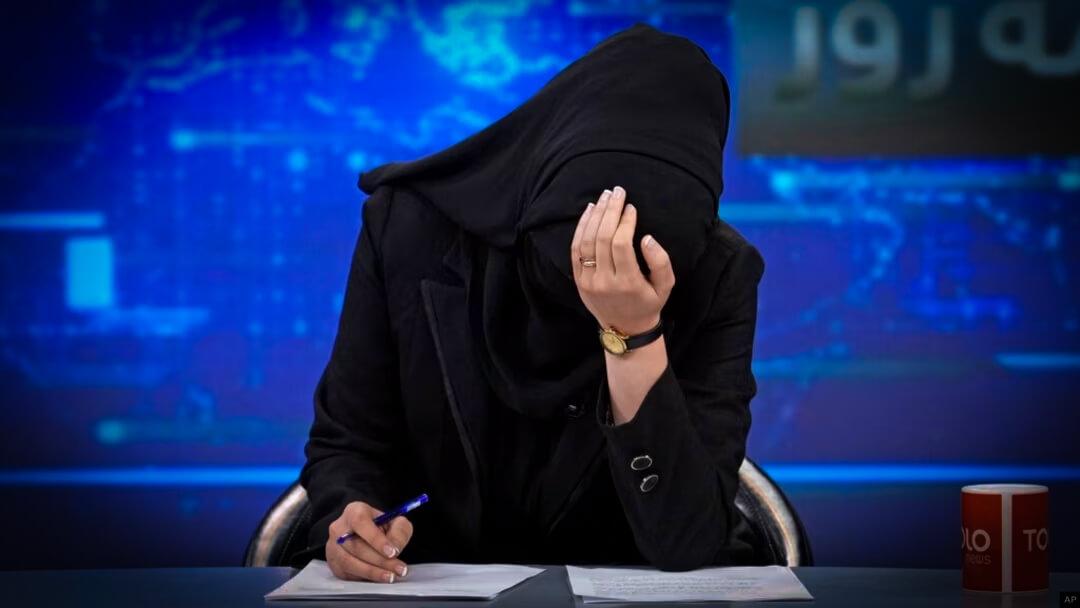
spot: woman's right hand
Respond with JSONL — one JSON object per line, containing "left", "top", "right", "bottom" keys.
{"left": 326, "top": 501, "right": 414, "bottom": 583}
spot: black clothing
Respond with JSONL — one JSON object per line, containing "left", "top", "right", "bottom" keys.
{"left": 358, "top": 23, "right": 729, "bottom": 421}
{"left": 297, "top": 190, "right": 767, "bottom": 569}
{"left": 298, "top": 23, "right": 769, "bottom": 570}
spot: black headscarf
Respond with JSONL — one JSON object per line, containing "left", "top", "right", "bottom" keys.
{"left": 359, "top": 23, "right": 731, "bottom": 419}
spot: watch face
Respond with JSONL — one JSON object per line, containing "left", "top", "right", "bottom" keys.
{"left": 600, "top": 331, "right": 627, "bottom": 355}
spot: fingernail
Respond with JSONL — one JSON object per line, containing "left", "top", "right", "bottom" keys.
{"left": 613, "top": 186, "right": 625, "bottom": 197}
{"left": 384, "top": 545, "right": 397, "bottom": 558}
{"left": 586, "top": 202, "right": 595, "bottom": 211}
{"left": 600, "top": 189, "right": 612, "bottom": 200}
{"left": 643, "top": 235, "right": 654, "bottom": 248}
{"left": 626, "top": 204, "right": 635, "bottom": 213}
{"left": 386, "top": 572, "right": 395, "bottom": 583}
{"left": 397, "top": 564, "right": 408, "bottom": 577}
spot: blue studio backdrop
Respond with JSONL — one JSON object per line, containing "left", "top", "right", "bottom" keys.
{"left": 1, "top": 0, "right": 1078, "bottom": 569}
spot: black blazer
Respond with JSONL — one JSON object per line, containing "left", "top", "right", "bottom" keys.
{"left": 297, "top": 185, "right": 768, "bottom": 570}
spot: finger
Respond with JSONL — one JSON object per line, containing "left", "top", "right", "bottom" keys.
{"left": 332, "top": 513, "right": 409, "bottom": 572}
{"left": 327, "top": 518, "right": 401, "bottom": 582}
{"left": 642, "top": 235, "right": 675, "bottom": 297}
{"left": 594, "top": 186, "right": 626, "bottom": 275}
{"left": 611, "top": 203, "right": 639, "bottom": 278}
{"left": 384, "top": 516, "right": 414, "bottom": 554}
{"left": 338, "top": 536, "right": 409, "bottom": 578}
{"left": 344, "top": 503, "right": 399, "bottom": 559}
{"left": 570, "top": 202, "right": 595, "bottom": 282}
{"left": 330, "top": 543, "right": 399, "bottom": 583}
{"left": 580, "top": 190, "right": 610, "bottom": 269}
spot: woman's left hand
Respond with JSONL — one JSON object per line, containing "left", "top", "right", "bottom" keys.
{"left": 571, "top": 186, "right": 676, "bottom": 335}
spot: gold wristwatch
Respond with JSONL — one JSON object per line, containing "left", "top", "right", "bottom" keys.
{"left": 598, "top": 320, "right": 664, "bottom": 355}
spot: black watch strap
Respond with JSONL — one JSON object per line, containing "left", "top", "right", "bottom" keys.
{"left": 624, "top": 320, "right": 664, "bottom": 351}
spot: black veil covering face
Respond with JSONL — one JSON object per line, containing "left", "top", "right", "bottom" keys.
{"left": 359, "top": 23, "right": 731, "bottom": 419}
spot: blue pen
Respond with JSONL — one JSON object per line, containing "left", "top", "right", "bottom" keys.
{"left": 336, "top": 493, "right": 429, "bottom": 545}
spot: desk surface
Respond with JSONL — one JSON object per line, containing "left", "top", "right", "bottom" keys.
{"left": 4, "top": 566, "right": 1079, "bottom": 607}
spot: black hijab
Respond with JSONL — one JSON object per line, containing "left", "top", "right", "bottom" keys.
{"left": 359, "top": 23, "right": 731, "bottom": 419}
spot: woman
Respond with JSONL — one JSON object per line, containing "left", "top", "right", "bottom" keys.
{"left": 297, "top": 23, "right": 768, "bottom": 580}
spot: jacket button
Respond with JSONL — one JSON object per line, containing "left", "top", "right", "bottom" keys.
{"left": 565, "top": 403, "right": 584, "bottom": 418}
{"left": 639, "top": 473, "right": 659, "bottom": 493}
{"left": 630, "top": 455, "right": 653, "bottom": 471}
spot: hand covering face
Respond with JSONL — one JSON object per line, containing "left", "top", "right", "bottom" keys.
{"left": 359, "top": 23, "right": 731, "bottom": 419}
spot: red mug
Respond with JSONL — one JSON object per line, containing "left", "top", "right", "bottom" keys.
{"left": 962, "top": 484, "right": 1049, "bottom": 592}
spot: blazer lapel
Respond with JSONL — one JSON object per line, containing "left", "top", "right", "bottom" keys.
{"left": 420, "top": 233, "right": 611, "bottom": 543}
{"left": 420, "top": 275, "right": 488, "bottom": 546}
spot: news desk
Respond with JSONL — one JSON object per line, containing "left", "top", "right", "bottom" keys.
{"left": 4, "top": 566, "right": 1079, "bottom": 607}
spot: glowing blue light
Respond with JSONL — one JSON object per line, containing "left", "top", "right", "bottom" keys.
{"left": 996, "top": 352, "right": 1080, "bottom": 370}
{"left": 65, "top": 237, "right": 115, "bottom": 310}
{"left": 720, "top": 203, "right": 842, "bottom": 223}
{"left": 96, "top": 420, "right": 127, "bottom": 445}
{"left": 0, "top": 212, "right": 105, "bottom": 230}
{"left": 304, "top": 93, "right": 336, "bottom": 115}
{"left": 0, "top": 464, "right": 1076, "bottom": 486}
{"left": 170, "top": 129, "right": 196, "bottom": 150}
{"left": 0, "top": 467, "right": 301, "bottom": 486}
{"left": 770, "top": 171, "right": 798, "bottom": 196}
{"left": 347, "top": 151, "right": 367, "bottom": 171}
{"left": 287, "top": 148, "right": 309, "bottom": 172}
{"left": 763, "top": 464, "right": 1080, "bottom": 483}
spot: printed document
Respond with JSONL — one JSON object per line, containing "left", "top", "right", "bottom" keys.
{"left": 266, "top": 560, "right": 544, "bottom": 600}
{"left": 566, "top": 565, "right": 814, "bottom": 603}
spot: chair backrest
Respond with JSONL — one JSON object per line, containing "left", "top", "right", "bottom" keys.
{"left": 244, "top": 457, "right": 812, "bottom": 567}
{"left": 242, "top": 481, "right": 312, "bottom": 568}
{"left": 734, "top": 458, "right": 813, "bottom": 567}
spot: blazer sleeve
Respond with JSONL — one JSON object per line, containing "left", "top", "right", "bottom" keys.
{"left": 298, "top": 187, "right": 405, "bottom": 559}
{"left": 596, "top": 242, "right": 765, "bottom": 571}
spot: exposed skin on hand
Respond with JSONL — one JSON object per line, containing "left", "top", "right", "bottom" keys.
{"left": 327, "top": 501, "right": 413, "bottom": 583}
{"left": 570, "top": 186, "right": 674, "bottom": 424}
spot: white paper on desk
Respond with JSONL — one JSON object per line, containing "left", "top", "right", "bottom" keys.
{"left": 265, "top": 560, "right": 544, "bottom": 601}
{"left": 566, "top": 565, "right": 814, "bottom": 603}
